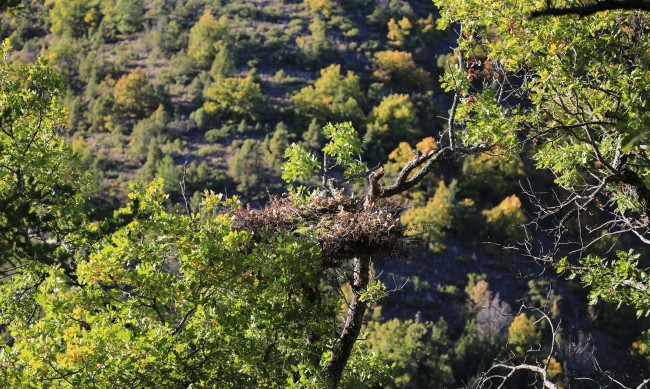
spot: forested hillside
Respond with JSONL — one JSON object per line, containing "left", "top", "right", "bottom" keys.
{"left": 0, "top": 0, "right": 649, "bottom": 387}
{"left": 2, "top": 0, "right": 449, "bottom": 207}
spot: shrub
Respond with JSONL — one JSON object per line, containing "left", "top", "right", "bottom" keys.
{"left": 292, "top": 64, "right": 365, "bottom": 127}
{"left": 402, "top": 180, "right": 458, "bottom": 252}
{"left": 366, "top": 317, "right": 454, "bottom": 388}
{"left": 364, "top": 94, "right": 420, "bottom": 161}
{"left": 372, "top": 50, "right": 431, "bottom": 91}
{"left": 203, "top": 74, "right": 263, "bottom": 121}
{"left": 482, "top": 194, "right": 527, "bottom": 244}
{"left": 113, "top": 68, "right": 158, "bottom": 120}
{"left": 188, "top": 10, "right": 229, "bottom": 67}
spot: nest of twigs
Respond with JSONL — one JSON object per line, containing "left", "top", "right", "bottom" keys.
{"left": 230, "top": 194, "right": 409, "bottom": 267}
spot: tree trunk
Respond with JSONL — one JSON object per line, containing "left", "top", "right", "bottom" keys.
{"left": 325, "top": 255, "right": 371, "bottom": 387}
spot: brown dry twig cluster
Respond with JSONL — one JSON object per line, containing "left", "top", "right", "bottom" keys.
{"left": 230, "top": 194, "right": 408, "bottom": 268}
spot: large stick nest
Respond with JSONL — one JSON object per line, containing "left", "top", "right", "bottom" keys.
{"left": 230, "top": 194, "right": 409, "bottom": 267}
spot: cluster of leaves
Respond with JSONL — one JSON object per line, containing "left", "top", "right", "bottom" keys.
{"left": 0, "top": 39, "right": 88, "bottom": 269}
{"left": 2, "top": 181, "right": 350, "bottom": 387}
{"left": 481, "top": 194, "right": 527, "bottom": 244}
{"left": 558, "top": 250, "right": 650, "bottom": 317}
{"left": 401, "top": 180, "right": 461, "bottom": 253}
{"left": 435, "top": 0, "right": 650, "bottom": 240}
{"left": 366, "top": 315, "right": 454, "bottom": 387}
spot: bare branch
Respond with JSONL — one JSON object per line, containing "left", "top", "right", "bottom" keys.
{"left": 479, "top": 362, "right": 558, "bottom": 389}
{"left": 478, "top": 307, "right": 561, "bottom": 389}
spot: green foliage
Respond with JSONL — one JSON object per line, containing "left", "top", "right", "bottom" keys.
{"left": 282, "top": 121, "right": 372, "bottom": 215}
{"left": 302, "top": 118, "right": 325, "bottom": 151}
{"left": 228, "top": 138, "right": 263, "bottom": 194}
{"left": 47, "top": 35, "right": 82, "bottom": 82}
{"left": 0, "top": 181, "right": 347, "bottom": 387}
{"left": 359, "top": 278, "right": 388, "bottom": 304}
{"left": 368, "top": 0, "right": 413, "bottom": 26}
{"left": 387, "top": 14, "right": 437, "bottom": 49}
{"left": 372, "top": 50, "right": 431, "bottom": 91}
{"left": 263, "top": 123, "right": 291, "bottom": 172}
{"left": 0, "top": 0, "right": 21, "bottom": 13}
{"left": 436, "top": 2, "right": 650, "bottom": 331}
{"left": 155, "top": 155, "right": 181, "bottom": 194}
{"left": 365, "top": 94, "right": 420, "bottom": 160}
{"left": 322, "top": 122, "right": 366, "bottom": 177}
{"left": 8, "top": 1, "right": 650, "bottom": 386}
{"left": 296, "top": 16, "right": 331, "bottom": 63}
{"left": 0, "top": 39, "right": 87, "bottom": 269}
{"left": 0, "top": 49, "right": 390, "bottom": 383}
{"left": 460, "top": 153, "right": 524, "bottom": 204}
{"left": 507, "top": 313, "right": 542, "bottom": 357}
{"left": 188, "top": 10, "right": 228, "bottom": 67}
{"left": 113, "top": 0, "right": 144, "bottom": 34}
{"left": 481, "top": 195, "right": 526, "bottom": 244}
{"left": 304, "top": 0, "right": 338, "bottom": 17}
{"left": 558, "top": 250, "right": 650, "bottom": 318}
{"left": 112, "top": 68, "right": 158, "bottom": 120}
{"left": 45, "top": 0, "right": 97, "bottom": 38}
{"left": 283, "top": 121, "right": 367, "bottom": 188}
{"left": 283, "top": 143, "right": 321, "bottom": 183}
{"left": 128, "top": 105, "right": 169, "bottom": 162}
{"left": 367, "top": 317, "right": 454, "bottom": 388}
{"left": 204, "top": 125, "right": 233, "bottom": 143}
{"left": 210, "top": 41, "right": 236, "bottom": 79}
{"left": 86, "top": 79, "right": 115, "bottom": 132}
{"left": 451, "top": 328, "right": 500, "bottom": 385}
{"left": 402, "top": 180, "right": 459, "bottom": 252}
{"left": 139, "top": 137, "right": 163, "bottom": 183}
{"left": 203, "top": 74, "right": 263, "bottom": 121}
{"left": 71, "top": 132, "right": 94, "bottom": 169}
{"left": 292, "top": 64, "right": 365, "bottom": 127}
{"left": 166, "top": 50, "right": 197, "bottom": 84}
{"left": 337, "top": 339, "right": 392, "bottom": 389}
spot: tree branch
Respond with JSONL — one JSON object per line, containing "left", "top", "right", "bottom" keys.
{"left": 530, "top": 0, "right": 650, "bottom": 19}
{"left": 364, "top": 147, "right": 451, "bottom": 207}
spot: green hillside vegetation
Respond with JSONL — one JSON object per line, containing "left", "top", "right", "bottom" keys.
{"left": 2, "top": 0, "right": 445, "bottom": 205}
{"left": 0, "top": 0, "right": 649, "bottom": 387}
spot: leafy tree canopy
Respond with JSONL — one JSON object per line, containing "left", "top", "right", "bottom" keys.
{"left": 0, "top": 39, "right": 87, "bottom": 272}
{"left": 0, "top": 46, "right": 399, "bottom": 387}
{"left": 436, "top": 0, "right": 650, "bottom": 334}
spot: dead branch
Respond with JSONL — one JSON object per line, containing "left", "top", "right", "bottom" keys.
{"left": 479, "top": 362, "right": 558, "bottom": 389}
{"left": 478, "top": 307, "right": 561, "bottom": 389}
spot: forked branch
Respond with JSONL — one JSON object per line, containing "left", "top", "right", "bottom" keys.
{"left": 365, "top": 147, "right": 451, "bottom": 207}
